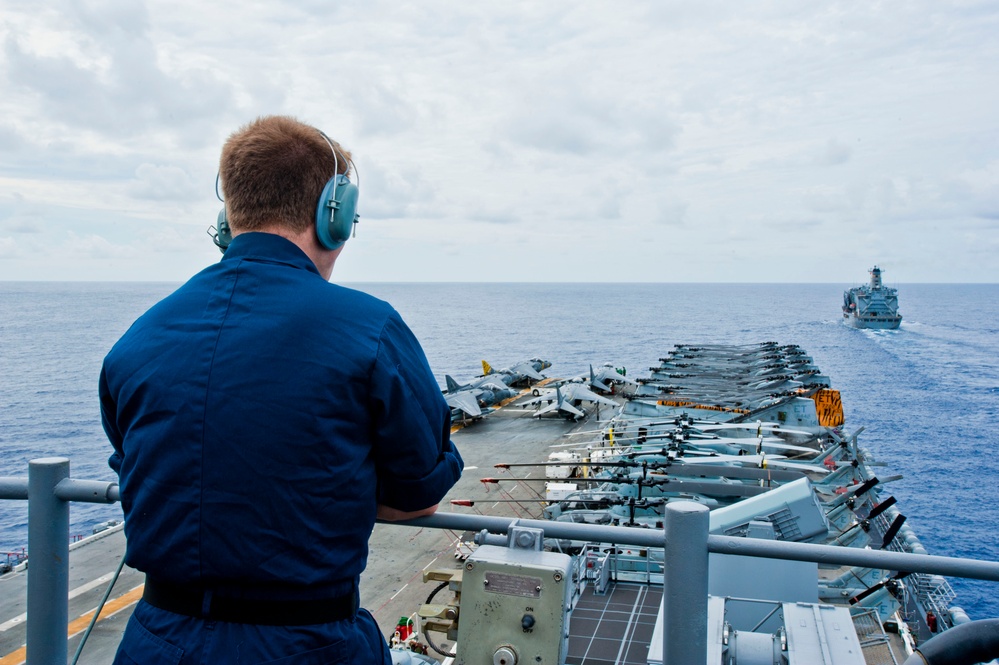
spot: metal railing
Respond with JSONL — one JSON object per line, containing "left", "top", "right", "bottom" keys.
{"left": 3, "top": 457, "right": 999, "bottom": 665}
{"left": 0, "top": 458, "right": 119, "bottom": 665}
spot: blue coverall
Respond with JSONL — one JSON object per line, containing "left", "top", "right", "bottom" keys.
{"left": 100, "top": 232, "right": 463, "bottom": 664}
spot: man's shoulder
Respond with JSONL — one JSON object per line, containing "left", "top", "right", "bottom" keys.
{"left": 322, "top": 282, "right": 391, "bottom": 308}
{"left": 312, "top": 282, "right": 398, "bottom": 321}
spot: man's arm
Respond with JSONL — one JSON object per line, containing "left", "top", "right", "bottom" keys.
{"left": 98, "top": 364, "right": 124, "bottom": 475}
{"left": 377, "top": 503, "right": 439, "bottom": 521}
{"left": 369, "top": 310, "right": 463, "bottom": 514}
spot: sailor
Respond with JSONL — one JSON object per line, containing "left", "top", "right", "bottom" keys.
{"left": 99, "top": 115, "right": 463, "bottom": 664}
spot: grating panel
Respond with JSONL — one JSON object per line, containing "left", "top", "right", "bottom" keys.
{"left": 860, "top": 642, "right": 899, "bottom": 665}
{"left": 852, "top": 608, "right": 899, "bottom": 665}
{"left": 566, "top": 582, "right": 662, "bottom": 665}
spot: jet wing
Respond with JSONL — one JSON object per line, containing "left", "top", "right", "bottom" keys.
{"left": 566, "top": 385, "right": 617, "bottom": 407}
{"left": 524, "top": 392, "right": 555, "bottom": 407}
{"left": 533, "top": 400, "right": 564, "bottom": 418}
{"left": 476, "top": 379, "right": 511, "bottom": 392}
{"left": 534, "top": 399, "right": 585, "bottom": 420}
{"left": 591, "top": 365, "right": 638, "bottom": 387}
{"left": 511, "top": 362, "right": 544, "bottom": 381}
{"left": 559, "top": 401, "right": 586, "bottom": 419}
{"left": 445, "top": 392, "right": 482, "bottom": 418}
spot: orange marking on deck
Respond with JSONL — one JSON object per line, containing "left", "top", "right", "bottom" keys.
{"left": 0, "top": 585, "right": 143, "bottom": 665}
{"left": 67, "top": 584, "right": 143, "bottom": 637}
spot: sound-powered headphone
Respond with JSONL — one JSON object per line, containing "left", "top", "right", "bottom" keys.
{"left": 209, "top": 131, "right": 359, "bottom": 254}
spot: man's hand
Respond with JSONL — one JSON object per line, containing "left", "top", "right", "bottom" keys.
{"left": 376, "top": 503, "right": 439, "bottom": 521}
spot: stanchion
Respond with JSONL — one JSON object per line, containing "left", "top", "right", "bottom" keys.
{"left": 27, "top": 457, "right": 70, "bottom": 665}
{"left": 662, "top": 501, "right": 709, "bottom": 665}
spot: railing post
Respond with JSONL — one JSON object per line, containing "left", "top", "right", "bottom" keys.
{"left": 663, "top": 501, "right": 709, "bottom": 665}
{"left": 27, "top": 457, "right": 70, "bottom": 665}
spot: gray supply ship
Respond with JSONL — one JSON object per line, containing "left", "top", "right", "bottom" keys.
{"left": 843, "top": 266, "right": 903, "bottom": 330}
{"left": 2, "top": 343, "right": 998, "bottom": 665}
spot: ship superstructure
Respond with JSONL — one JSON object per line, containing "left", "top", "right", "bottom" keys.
{"left": 843, "top": 266, "right": 902, "bottom": 329}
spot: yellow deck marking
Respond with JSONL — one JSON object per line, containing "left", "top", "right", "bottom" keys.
{"left": 0, "top": 646, "right": 25, "bottom": 665}
{"left": 0, "top": 645, "right": 25, "bottom": 665}
{"left": 0, "top": 585, "right": 143, "bottom": 665}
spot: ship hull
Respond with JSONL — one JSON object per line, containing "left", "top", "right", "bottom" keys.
{"left": 842, "top": 266, "right": 902, "bottom": 330}
{"left": 843, "top": 311, "right": 902, "bottom": 330}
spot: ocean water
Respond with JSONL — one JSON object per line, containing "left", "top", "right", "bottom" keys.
{"left": 1, "top": 281, "right": 997, "bottom": 619}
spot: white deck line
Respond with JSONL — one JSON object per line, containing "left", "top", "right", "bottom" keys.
{"left": 0, "top": 572, "right": 116, "bottom": 632}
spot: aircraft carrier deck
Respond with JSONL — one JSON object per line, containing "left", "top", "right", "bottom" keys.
{"left": 3, "top": 345, "right": 997, "bottom": 664}
{"left": 0, "top": 386, "right": 587, "bottom": 664}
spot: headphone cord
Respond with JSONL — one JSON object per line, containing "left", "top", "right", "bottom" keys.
{"left": 70, "top": 551, "right": 127, "bottom": 665}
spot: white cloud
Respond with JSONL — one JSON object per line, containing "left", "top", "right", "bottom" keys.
{"left": 129, "top": 164, "right": 198, "bottom": 202}
{"left": 0, "top": 236, "right": 19, "bottom": 258}
{"left": 142, "top": 224, "right": 205, "bottom": 254}
{"left": 816, "top": 139, "right": 852, "bottom": 167}
{"left": 0, "top": 0, "right": 997, "bottom": 281}
{"left": 66, "top": 232, "right": 135, "bottom": 259}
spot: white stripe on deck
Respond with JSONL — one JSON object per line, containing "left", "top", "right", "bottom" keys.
{"left": 0, "top": 572, "right": 115, "bottom": 633}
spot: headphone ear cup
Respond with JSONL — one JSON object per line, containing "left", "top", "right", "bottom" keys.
{"left": 315, "top": 174, "right": 359, "bottom": 251}
{"left": 214, "top": 208, "right": 233, "bottom": 253}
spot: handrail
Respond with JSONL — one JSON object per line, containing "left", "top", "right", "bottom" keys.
{"left": 3, "top": 457, "right": 999, "bottom": 665}
{"left": 397, "top": 511, "right": 999, "bottom": 582}
{"left": 1, "top": 458, "right": 122, "bottom": 665}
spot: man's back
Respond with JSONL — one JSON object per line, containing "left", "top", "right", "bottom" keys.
{"left": 101, "top": 232, "right": 459, "bottom": 590}
{"left": 101, "top": 115, "right": 461, "bottom": 664}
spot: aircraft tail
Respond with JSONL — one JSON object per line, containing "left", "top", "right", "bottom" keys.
{"left": 482, "top": 360, "right": 494, "bottom": 375}
{"left": 445, "top": 375, "right": 461, "bottom": 393}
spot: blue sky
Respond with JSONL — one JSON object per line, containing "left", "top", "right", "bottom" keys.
{"left": 1, "top": 1, "right": 997, "bottom": 282}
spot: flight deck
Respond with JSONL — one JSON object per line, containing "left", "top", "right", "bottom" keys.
{"left": 0, "top": 387, "right": 590, "bottom": 664}
{"left": 3, "top": 344, "right": 996, "bottom": 665}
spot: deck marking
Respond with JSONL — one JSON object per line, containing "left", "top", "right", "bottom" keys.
{"left": 0, "top": 616, "right": 24, "bottom": 634}
{"left": 0, "top": 585, "right": 143, "bottom": 665}
{"left": 67, "top": 584, "right": 144, "bottom": 638}
{"left": 0, "top": 571, "right": 117, "bottom": 633}
{"left": 389, "top": 583, "right": 409, "bottom": 601}
{"left": 0, "top": 645, "right": 25, "bottom": 665}
{"left": 68, "top": 572, "right": 116, "bottom": 600}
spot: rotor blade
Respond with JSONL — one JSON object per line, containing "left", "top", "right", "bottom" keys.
{"left": 849, "top": 581, "right": 886, "bottom": 605}
{"left": 867, "top": 496, "right": 897, "bottom": 519}
{"left": 880, "top": 514, "right": 907, "bottom": 550}
{"left": 693, "top": 438, "right": 818, "bottom": 453}
{"left": 676, "top": 454, "right": 776, "bottom": 466}
{"left": 852, "top": 477, "right": 879, "bottom": 498}
{"left": 450, "top": 499, "right": 544, "bottom": 506}
{"left": 763, "top": 459, "right": 831, "bottom": 474}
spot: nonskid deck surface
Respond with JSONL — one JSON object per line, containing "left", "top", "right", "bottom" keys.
{"left": 0, "top": 388, "right": 601, "bottom": 664}
{"left": 0, "top": 525, "right": 141, "bottom": 665}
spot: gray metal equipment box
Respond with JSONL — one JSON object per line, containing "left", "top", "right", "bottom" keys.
{"left": 456, "top": 545, "right": 573, "bottom": 665}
